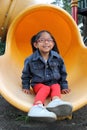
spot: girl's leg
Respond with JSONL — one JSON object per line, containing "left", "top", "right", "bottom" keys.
{"left": 33, "top": 83, "right": 50, "bottom": 105}
{"left": 50, "top": 84, "right": 61, "bottom": 99}
{"left": 28, "top": 83, "right": 57, "bottom": 121}
{"left": 46, "top": 84, "right": 72, "bottom": 117}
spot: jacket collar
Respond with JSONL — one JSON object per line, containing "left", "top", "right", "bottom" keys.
{"left": 32, "top": 50, "right": 42, "bottom": 61}
{"left": 32, "top": 50, "right": 59, "bottom": 61}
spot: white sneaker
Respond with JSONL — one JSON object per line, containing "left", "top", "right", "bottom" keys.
{"left": 28, "top": 104, "right": 57, "bottom": 122}
{"left": 46, "top": 99, "right": 73, "bottom": 117}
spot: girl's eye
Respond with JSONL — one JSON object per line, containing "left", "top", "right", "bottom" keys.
{"left": 40, "top": 39, "right": 44, "bottom": 42}
{"left": 37, "top": 39, "right": 53, "bottom": 43}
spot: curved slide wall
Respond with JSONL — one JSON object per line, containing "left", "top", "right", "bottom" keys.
{"left": 0, "top": 0, "right": 50, "bottom": 41}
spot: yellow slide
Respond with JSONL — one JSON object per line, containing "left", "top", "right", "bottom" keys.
{"left": 0, "top": 4, "right": 87, "bottom": 113}
{"left": 0, "top": 0, "right": 50, "bottom": 41}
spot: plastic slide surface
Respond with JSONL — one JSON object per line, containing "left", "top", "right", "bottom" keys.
{"left": 0, "top": 4, "right": 87, "bottom": 112}
{"left": 0, "top": 0, "right": 50, "bottom": 41}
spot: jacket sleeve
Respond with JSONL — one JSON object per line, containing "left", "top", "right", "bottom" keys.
{"left": 59, "top": 57, "right": 68, "bottom": 90}
{"left": 21, "top": 58, "right": 32, "bottom": 89}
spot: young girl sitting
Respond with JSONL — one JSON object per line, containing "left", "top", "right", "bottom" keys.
{"left": 21, "top": 30, "right": 73, "bottom": 121}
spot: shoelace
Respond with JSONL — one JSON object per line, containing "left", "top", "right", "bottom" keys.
{"left": 38, "top": 104, "right": 50, "bottom": 112}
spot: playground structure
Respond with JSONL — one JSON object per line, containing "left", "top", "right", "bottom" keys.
{"left": 0, "top": 1, "right": 87, "bottom": 113}
{"left": 0, "top": 0, "right": 51, "bottom": 42}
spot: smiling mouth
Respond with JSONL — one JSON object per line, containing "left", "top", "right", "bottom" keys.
{"left": 43, "top": 46, "right": 50, "bottom": 48}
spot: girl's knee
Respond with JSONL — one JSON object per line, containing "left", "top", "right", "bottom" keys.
{"left": 51, "top": 84, "right": 60, "bottom": 90}
{"left": 42, "top": 85, "right": 50, "bottom": 94}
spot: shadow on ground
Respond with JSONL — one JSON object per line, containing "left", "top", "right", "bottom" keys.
{"left": 0, "top": 95, "right": 87, "bottom": 130}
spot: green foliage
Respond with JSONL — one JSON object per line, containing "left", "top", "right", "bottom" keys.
{"left": 0, "top": 42, "right": 5, "bottom": 55}
{"left": 62, "top": 0, "right": 71, "bottom": 14}
{"left": 15, "top": 115, "right": 28, "bottom": 121}
{"left": 51, "top": 0, "right": 71, "bottom": 14}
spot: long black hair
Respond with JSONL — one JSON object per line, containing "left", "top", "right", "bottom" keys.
{"left": 31, "top": 35, "right": 37, "bottom": 52}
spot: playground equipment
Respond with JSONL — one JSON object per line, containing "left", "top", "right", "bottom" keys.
{"left": 0, "top": 0, "right": 50, "bottom": 42}
{"left": 0, "top": 3, "right": 87, "bottom": 113}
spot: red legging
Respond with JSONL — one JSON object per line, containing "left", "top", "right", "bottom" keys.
{"left": 33, "top": 83, "right": 61, "bottom": 105}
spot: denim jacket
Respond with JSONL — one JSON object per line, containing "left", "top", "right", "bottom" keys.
{"left": 21, "top": 50, "right": 68, "bottom": 90}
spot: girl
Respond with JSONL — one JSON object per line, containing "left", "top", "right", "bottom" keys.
{"left": 21, "top": 30, "right": 72, "bottom": 121}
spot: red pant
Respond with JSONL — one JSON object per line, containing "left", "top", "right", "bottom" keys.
{"left": 33, "top": 83, "right": 61, "bottom": 105}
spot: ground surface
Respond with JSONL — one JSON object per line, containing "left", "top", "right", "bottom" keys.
{"left": 0, "top": 95, "right": 87, "bottom": 130}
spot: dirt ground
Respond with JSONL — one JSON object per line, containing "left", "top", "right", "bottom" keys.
{"left": 0, "top": 95, "right": 87, "bottom": 130}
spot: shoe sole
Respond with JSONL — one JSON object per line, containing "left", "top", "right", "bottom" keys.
{"left": 28, "top": 116, "right": 57, "bottom": 122}
{"left": 47, "top": 104, "right": 72, "bottom": 117}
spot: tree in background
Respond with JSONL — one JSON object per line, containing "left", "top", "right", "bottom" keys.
{"left": 62, "top": 0, "right": 71, "bottom": 14}
{"left": 51, "top": 0, "right": 71, "bottom": 14}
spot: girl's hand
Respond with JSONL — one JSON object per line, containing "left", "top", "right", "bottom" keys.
{"left": 22, "top": 88, "right": 34, "bottom": 95}
{"left": 61, "top": 88, "right": 71, "bottom": 94}
{"left": 22, "top": 89, "right": 30, "bottom": 94}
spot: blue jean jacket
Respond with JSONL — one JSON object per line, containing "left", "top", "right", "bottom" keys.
{"left": 21, "top": 50, "right": 68, "bottom": 90}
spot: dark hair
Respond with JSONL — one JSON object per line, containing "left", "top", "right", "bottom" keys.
{"left": 31, "top": 30, "right": 59, "bottom": 53}
{"left": 31, "top": 35, "right": 37, "bottom": 52}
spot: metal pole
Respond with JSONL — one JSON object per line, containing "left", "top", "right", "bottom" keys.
{"left": 71, "top": 0, "right": 78, "bottom": 24}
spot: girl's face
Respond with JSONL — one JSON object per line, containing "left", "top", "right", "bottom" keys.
{"left": 35, "top": 32, "right": 54, "bottom": 54}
